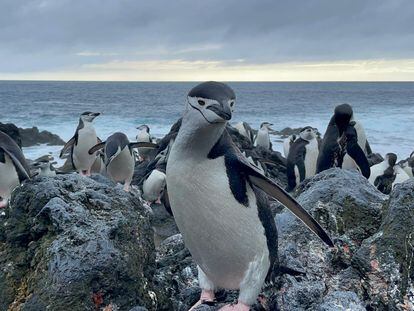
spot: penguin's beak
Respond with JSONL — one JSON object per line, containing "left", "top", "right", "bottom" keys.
{"left": 206, "top": 103, "right": 232, "bottom": 121}
{"left": 92, "top": 112, "right": 100, "bottom": 117}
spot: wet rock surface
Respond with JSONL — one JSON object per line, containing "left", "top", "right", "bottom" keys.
{"left": 0, "top": 174, "right": 169, "bottom": 311}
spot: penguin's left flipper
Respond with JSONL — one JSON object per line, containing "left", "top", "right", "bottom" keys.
{"left": 2, "top": 148, "right": 31, "bottom": 181}
{"left": 345, "top": 126, "right": 370, "bottom": 179}
{"left": 232, "top": 146, "right": 334, "bottom": 248}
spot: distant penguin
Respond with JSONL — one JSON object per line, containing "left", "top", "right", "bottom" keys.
{"left": 89, "top": 132, "right": 157, "bottom": 191}
{"left": 33, "top": 159, "right": 57, "bottom": 177}
{"left": 166, "top": 81, "right": 333, "bottom": 310}
{"left": 136, "top": 124, "right": 154, "bottom": 161}
{"left": 400, "top": 152, "right": 414, "bottom": 178}
{"left": 91, "top": 150, "right": 106, "bottom": 175}
{"left": 142, "top": 169, "right": 166, "bottom": 203}
{"left": 369, "top": 153, "right": 397, "bottom": 194}
{"left": 393, "top": 165, "right": 410, "bottom": 187}
{"left": 0, "top": 131, "right": 31, "bottom": 208}
{"left": 317, "top": 104, "right": 370, "bottom": 178}
{"left": 283, "top": 134, "right": 297, "bottom": 158}
{"left": 286, "top": 127, "right": 319, "bottom": 191}
{"left": 254, "top": 122, "right": 274, "bottom": 150}
{"left": 233, "top": 121, "right": 254, "bottom": 143}
{"left": 60, "top": 112, "right": 100, "bottom": 176}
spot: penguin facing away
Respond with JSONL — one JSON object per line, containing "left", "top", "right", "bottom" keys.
{"left": 286, "top": 126, "right": 319, "bottom": 192}
{"left": 166, "top": 81, "right": 333, "bottom": 311}
{"left": 60, "top": 111, "right": 101, "bottom": 176}
{"left": 254, "top": 122, "right": 274, "bottom": 150}
{"left": 89, "top": 132, "right": 157, "bottom": 191}
{"left": 0, "top": 131, "right": 31, "bottom": 208}
{"left": 317, "top": 104, "right": 370, "bottom": 178}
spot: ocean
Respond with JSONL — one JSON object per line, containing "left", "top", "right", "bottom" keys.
{"left": 0, "top": 81, "right": 413, "bottom": 163}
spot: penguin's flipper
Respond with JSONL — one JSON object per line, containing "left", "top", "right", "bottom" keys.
{"left": 248, "top": 174, "right": 334, "bottom": 247}
{"left": 60, "top": 136, "right": 76, "bottom": 158}
{"left": 3, "top": 148, "right": 31, "bottom": 181}
{"left": 88, "top": 142, "right": 106, "bottom": 155}
{"left": 129, "top": 142, "right": 158, "bottom": 149}
{"left": 346, "top": 140, "right": 371, "bottom": 179}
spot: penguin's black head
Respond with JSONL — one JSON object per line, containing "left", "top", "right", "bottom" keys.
{"left": 334, "top": 104, "right": 353, "bottom": 134}
{"left": 105, "top": 132, "right": 130, "bottom": 165}
{"left": 386, "top": 153, "right": 397, "bottom": 167}
{"left": 187, "top": 81, "right": 236, "bottom": 124}
{"left": 299, "top": 126, "right": 316, "bottom": 141}
{"left": 80, "top": 111, "right": 100, "bottom": 122}
{"left": 260, "top": 122, "right": 274, "bottom": 130}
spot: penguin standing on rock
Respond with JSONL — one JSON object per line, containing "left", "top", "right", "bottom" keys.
{"left": 89, "top": 132, "right": 157, "bottom": 192}
{"left": 254, "top": 122, "right": 274, "bottom": 150}
{"left": 369, "top": 153, "right": 398, "bottom": 194}
{"left": 60, "top": 112, "right": 101, "bottom": 176}
{"left": 166, "top": 81, "right": 333, "bottom": 311}
{"left": 286, "top": 127, "right": 319, "bottom": 192}
{"left": 317, "top": 104, "right": 370, "bottom": 178}
{"left": 136, "top": 124, "right": 154, "bottom": 161}
{"left": 283, "top": 134, "right": 297, "bottom": 158}
{"left": 0, "top": 131, "right": 31, "bottom": 208}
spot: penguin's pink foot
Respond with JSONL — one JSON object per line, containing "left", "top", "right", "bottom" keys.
{"left": 189, "top": 289, "right": 215, "bottom": 311}
{"left": 0, "top": 198, "right": 8, "bottom": 209}
{"left": 155, "top": 196, "right": 162, "bottom": 204}
{"left": 124, "top": 183, "right": 131, "bottom": 192}
{"left": 219, "top": 302, "right": 250, "bottom": 311}
{"left": 86, "top": 169, "right": 91, "bottom": 177}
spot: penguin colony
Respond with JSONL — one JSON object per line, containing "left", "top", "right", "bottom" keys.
{"left": 1, "top": 81, "right": 413, "bottom": 310}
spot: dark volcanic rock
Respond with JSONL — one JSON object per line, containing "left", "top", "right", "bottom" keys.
{"left": 367, "top": 152, "right": 384, "bottom": 167}
{"left": 352, "top": 179, "right": 414, "bottom": 310}
{"left": 0, "top": 174, "right": 169, "bottom": 311}
{"left": 19, "top": 126, "right": 65, "bottom": 147}
{"left": 0, "top": 122, "right": 22, "bottom": 147}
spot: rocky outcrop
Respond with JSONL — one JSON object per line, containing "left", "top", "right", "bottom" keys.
{"left": 0, "top": 122, "right": 65, "bottom": 147}
{"left": 19, "top": 126, "right": 65, "bottom": 147}
{"left": 0, "top": 174, "right": 170, "bottom": 311}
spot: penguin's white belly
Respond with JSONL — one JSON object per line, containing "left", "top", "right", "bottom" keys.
{"left": 107, "top": 148, "right": 135, "bottom": 183}
{"left": 304, "top": 140, "right": 318, "bottom": 178}
{"left": 142, "top": 170, "right": 166, "bottom": 201}
{"left": 254, "top": 131, "right": 269, "bottom": 149}
{"left": 402, "top": 164, "right": 413, "bottom": 178}
{"left": 167, "top": 156, "right": 269, "bottom": 289}
{"left": 393, "top": 167, "right": 410, "bottom": 188}
{"left": 73, "top": 128, "right": 98, "bottom": 171}
{"left": 368, "top": 162, "right": 386, "bottom": 185}
{"left": 342, "top": 153, "right": 358, "bottom": 170}
{"left": 0, "top": 154, "right": 20, "bottom": 200}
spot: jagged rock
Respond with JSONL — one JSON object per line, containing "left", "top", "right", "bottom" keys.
{"left": 316, "top": 291, "right": 366, "bottom": 311}
{"left": 19, "top": 126, "right": 65, "bottom": 147}
{"left": 352, "top": 179, "right": 414, "bottom": 310}
{"left": 0, "top": 174, "right": 169, "bottom": 311}
{"left": 367, "top": 153, "right": 384, "bottom": 167}
{"left": 0, "top": 122, "right": 22, "bottom": 147}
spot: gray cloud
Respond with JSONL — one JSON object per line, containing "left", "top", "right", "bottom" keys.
{"left": 1, "top": 0, "right": 414, "bottom": 73}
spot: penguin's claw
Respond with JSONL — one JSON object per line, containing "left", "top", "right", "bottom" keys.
{"left": 219, "top": 302, "right": 250, "bottom": 311}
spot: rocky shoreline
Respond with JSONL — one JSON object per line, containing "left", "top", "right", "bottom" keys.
{"left": 0, "top": 123, "right": 413, "bottom": 310}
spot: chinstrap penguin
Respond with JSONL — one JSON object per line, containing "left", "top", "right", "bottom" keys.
{"left": 369, "top": 153, "right": 397, "bottom": 194}
{"left": 283, "top": 134, "right": 297, "bottom": 158}
{"left": 166, "top": 81, "right": 333, "bottom": 311}
{"left": 286, "top": 126, "right": 319, "bottom": 192}
{"left": 60, "top": 112, "right": 101, "bottom": 176}
{"left": 0, "top": 131, "right": 31, "bottom": 208}
{"left": 136, "top": 124, "right": 155, "bottom": 161}
{"left": 254, "top": 122, "right": 274, "bottom": 150}
{"left": 89, "top": 132, "right": 157, "bottom": 191}
{"left": 233, "top": 121, "right": 255, "bottom": 144}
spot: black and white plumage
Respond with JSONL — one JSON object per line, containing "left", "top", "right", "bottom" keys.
{"left": 0, "top": 131, "right": 31, "bottom": 208}
{"left": 89, "top": 132, "right": 157, "bottom": 191}
{"left": 400, "top": 151, "right": 414, "bottom": 178}
{"left": 369, "top": 153, "right": 397, "bottom": 194}
{"left": 283, "top": 134, "right": 297, "bottom": 158}
{"left": 136, "top": 124, "right": 155, "bottom": 161}
{"left": 317, "top": 104, "right": 370, "bottom": 178}
{"left": 254, "top": 122, "right": 274, "bottom": 150}
{"left": 60, "top": 111, "right": 100, "bottom": 176}
{"left": 234, "top": 121, "right": 255, "bottom": 144}
{"left": 286, "top": 126, "right": 319, "bottom": 192}
{"left": 166, "top": 81, "right": 333, "bottom": 310}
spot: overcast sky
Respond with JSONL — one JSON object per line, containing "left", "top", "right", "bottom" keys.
{"left": 1, "top": 0, "right": 414, "bottom": 81}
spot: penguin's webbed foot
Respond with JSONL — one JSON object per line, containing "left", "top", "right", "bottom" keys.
{"left": 124, "top": 182, "right": 131, "bottom": 192}
{"left": 189, "top": 289, "right": 216, "bottom": 311}
{"left": 218, "top": 302, "right": 250, "bottom": 311}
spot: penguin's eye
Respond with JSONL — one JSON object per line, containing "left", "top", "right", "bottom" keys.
{"left": 229, "top": 101, "right": 234, "bottom": 107}
{"left": 198, "top": 100, "right": 205, "bottom": 106}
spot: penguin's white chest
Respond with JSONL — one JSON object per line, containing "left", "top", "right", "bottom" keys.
{"left": 0, "top": 154, "right": 20, "bottom": 200}
{"left": 142, "top": 169, "right": 166, "bottom": 202}
{"left": 73, "top": 126, "right": 98, "bottom": 171}
{"left": 166, "top": 156, "right": 269, "bottom": 289}
{"left": 106, "top": 147, "right": 135, "bottom": 183}
{"left": 254, "top": 129, "right": 270, "bottom": 149}
{"left": 304, "top": 139, "right": 319, "bottom": 178}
